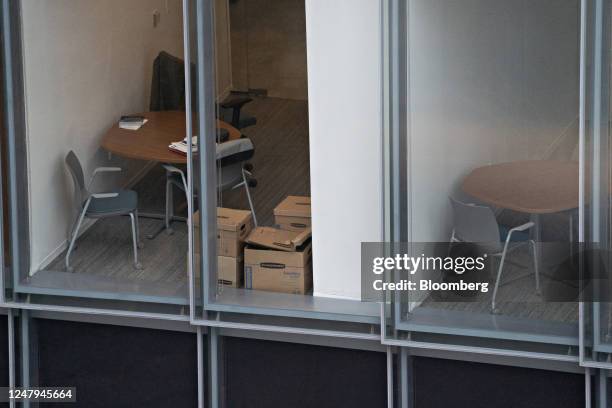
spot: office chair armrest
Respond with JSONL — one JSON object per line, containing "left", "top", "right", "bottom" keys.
{"left": 508, "top": 221, "right": 535, "bottom": 233}
{"left": 220, "top": 97, "right": 253, "bottom": 128}
{"left": 220, "top": 97, "right": 252, "bottom": 110}
{"left": 162, "top": 164, "right": 187, "bottom": 190}
{"left": 502, "top": 221, "right": 535, "bottom": 249}
{"left": 88, "top": 167, "right": 122, "bottom": 190}
{"left": 161, "top": 164, "right": 184, "bottom": 175}
{"left": 90, "top": 192, "right": 119, "bottom": 199}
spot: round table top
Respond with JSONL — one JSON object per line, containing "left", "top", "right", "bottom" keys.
{"left": 462, "top": 160, "right": 579, "bottom": 214}
{"left": 101, "top": 111, "right": 241, "bottom": 164}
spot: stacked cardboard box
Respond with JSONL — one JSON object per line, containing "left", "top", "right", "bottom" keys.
{"left": 273, "top": 196, "right": 311, "bottom": 231}
{"left": 193, "top": 207, "right": 253, "bottom": 287}
{"left": 244, "top": 227, "right": 312, "bottom": 294}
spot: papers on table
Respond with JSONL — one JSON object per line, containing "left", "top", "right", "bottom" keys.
{"left": 169, "top": 136, "right": 198, "bottom": 155}
{"left": 119, "top": 116, "right": 148, "bottom": 131}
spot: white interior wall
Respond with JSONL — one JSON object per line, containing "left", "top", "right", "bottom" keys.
{"left": 306, "top": 0, "right": 382, "bottom": 299}
{"left": 21, "top": 0, "right": 185, "bottom": 273}
{"left": 409, "top": 0, "right": 579, "bottom": 243}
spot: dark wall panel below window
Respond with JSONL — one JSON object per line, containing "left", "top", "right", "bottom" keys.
{"left": 224, "top": 337, "right": 387, "bottom": 408}
{"left": 35, "top": 319, "right": 197, "bottom": 408}
{"left": 413, "top": 356, "right": 584, "bottom": 408}
{"left": 0, "top": 315, "right": 8, "bottom": 388}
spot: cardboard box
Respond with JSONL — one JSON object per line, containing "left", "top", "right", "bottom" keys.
{"left": 218, "top": 255, "right": 243, "bottom": 287}
{"left": 194, "top": 208, "right": 253, "bottom": 257}
{"left": 244, "top": 227, "right": 313, "bottom": 294}
{"left": 273, "top": 196, "right": 311, "bottom": 232}
{"left": 193, "top": 254, "right": 244, "bottom": 288}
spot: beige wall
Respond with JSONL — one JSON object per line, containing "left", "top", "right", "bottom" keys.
{"left": 21, "top": 0, "right": 184, "bottom": 273}
{"left": 215, "top": 0, "right": 233, "bottom": 99}
{"left": 230, "top": 0, "right": 308, "bottom": 100}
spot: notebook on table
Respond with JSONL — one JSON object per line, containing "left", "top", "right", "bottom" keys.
{"left": 119, "top": 115, "right": 148, "bottom": 131}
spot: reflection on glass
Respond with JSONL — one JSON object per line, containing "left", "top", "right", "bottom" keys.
{"left": 400, "top": 0, "right": 581, "bottom": 342}
{"left": 201, "top": 0, "right": 313, "bottom": 309}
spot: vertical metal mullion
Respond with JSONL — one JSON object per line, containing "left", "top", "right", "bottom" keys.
{"left": 389, "top": 0, "right": 409, "bottom": 332}
{"left": 196, "top": 0, "right": 218, "bottom": 313}
{"left": 7, "top": 309, "right": 14, "bottom": 408}
{"left": 207, "top": 327, "right": 219, "bottom": 408}
{"left": 389, "top": 0, "right": 408, "bottom": 244}
{"left": 592, "top": 0, "right": 603, "bottom": 244}
{"left": 1, "top": 0, "right": 21, "bottom": 295}
{"left": 579, "top": 0, "right": 588, "bottom": 366}
{"left": 386, "top": 347, "right": 394, "bottom": 408}
{"left": 0, "top": 3, "right": 5, "bottom": 303}
{"left": 183, "top": 0, "right": 196, "bottom": 323}
{"left": 197, "top": 326, "right": 204, "bottom": 408}
{"left": 397, "top": 347, "right": 410, "bottom": 408}
{"left": 20, "top": 310, "right": 29, "bottom": 408}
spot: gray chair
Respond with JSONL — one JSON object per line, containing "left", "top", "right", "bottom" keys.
{"left": 162, "top": 138, "right": 258, "bottom": 235}
{"left": 449, "top": 197, "right": 539, "bottom": 314}
{"left": 65, "top": 151, "right": 142, "bottom": 272}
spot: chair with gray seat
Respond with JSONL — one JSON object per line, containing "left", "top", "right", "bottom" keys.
{"left": 163, "top": 138, "right": 258, "bottom": 233}
{"left": 64, "top": 151, "right": 143, "bottom": 272}
{"left": 449, "top": 197, "right": 539, "bottom": 314}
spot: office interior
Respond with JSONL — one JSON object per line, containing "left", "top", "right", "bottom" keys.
{"left": 401, "top": 0, "right": 581, "bottom": 341}
{"left": 19, "top": 0, "right": 314, "bottom": 304}
{"left": 6, "top": 0, "right": 590, "bottom": 343}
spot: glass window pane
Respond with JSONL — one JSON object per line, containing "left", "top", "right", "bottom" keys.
{"left": 392, "top": 0, "right": 581, "bottom": 346}
{"left": 12, "top": 0, "right": 189, "bottom": 308}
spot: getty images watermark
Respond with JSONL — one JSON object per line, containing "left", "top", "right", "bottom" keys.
{"left": 371, "top": 252, "right": 490, "bottom": 293}
{"left": 360, "top": 242, "right": 493, "bottom": 302}
{"left": 361, "top": 241, "right": 610, "bottom": 303}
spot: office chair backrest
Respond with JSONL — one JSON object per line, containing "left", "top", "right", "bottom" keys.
{"left": 449, "top": 197, "right": 502, "bottom": 251}
{"left": 65, "top": 151, "right": 88, "bottom": 210}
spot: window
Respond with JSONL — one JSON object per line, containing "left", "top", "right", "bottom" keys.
{"left": 2, "top": 0, "right": 191, "bottom": 311}
{"left": 189, "top": 0, "right": 384, "bottom": 328}
{"left": 384, "top": 0, "right": 585, "bottom": 356}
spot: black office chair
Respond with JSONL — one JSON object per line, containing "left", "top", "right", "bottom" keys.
{"left": 150, "top": 51, "right": 257, "bottom": 130}
{"left": 217, "top": 96, "right": 257, "bottom": 130}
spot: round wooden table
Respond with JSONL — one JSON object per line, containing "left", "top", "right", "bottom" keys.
{"left": 462, "top": 160, "right": 579, "bottom": 214}
{"left": 101, "top": 111, "right": 241, "bottom": 238}
{"left": 462, "top": 160, "right": 579, "bottom": 268}
{"left": 101, "top": 111, "right": 241, "bottom": 163}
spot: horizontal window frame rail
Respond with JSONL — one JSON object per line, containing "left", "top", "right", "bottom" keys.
{"left": 395, "top": 307, "right": 579, "bottom": 347}
{"left": 0, "top": 301, "right": 192, "bottom": 322}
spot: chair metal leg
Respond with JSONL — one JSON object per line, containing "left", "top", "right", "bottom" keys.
{"left": 147, "top": 178, "right": 175, "bottom": 240}
{"left": 130, "top": 212, "right": 143, "bottom": 270}
{"left": 491, "top": 252, "right": 507, "bottom": 314}
{"left": 241, "top": 168, "right": 258, "bottom": 227}
{"left": 135, "top": 209, "right": 144, "bottom": 249}
{"left": 65, "top": 208, "right": 87, "bottom": 272}
{"left": 165, "top": 177, "right": 175, "bottom": 234}
{"left": 530, "top": 239, "right": 541, "bottom": 295}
